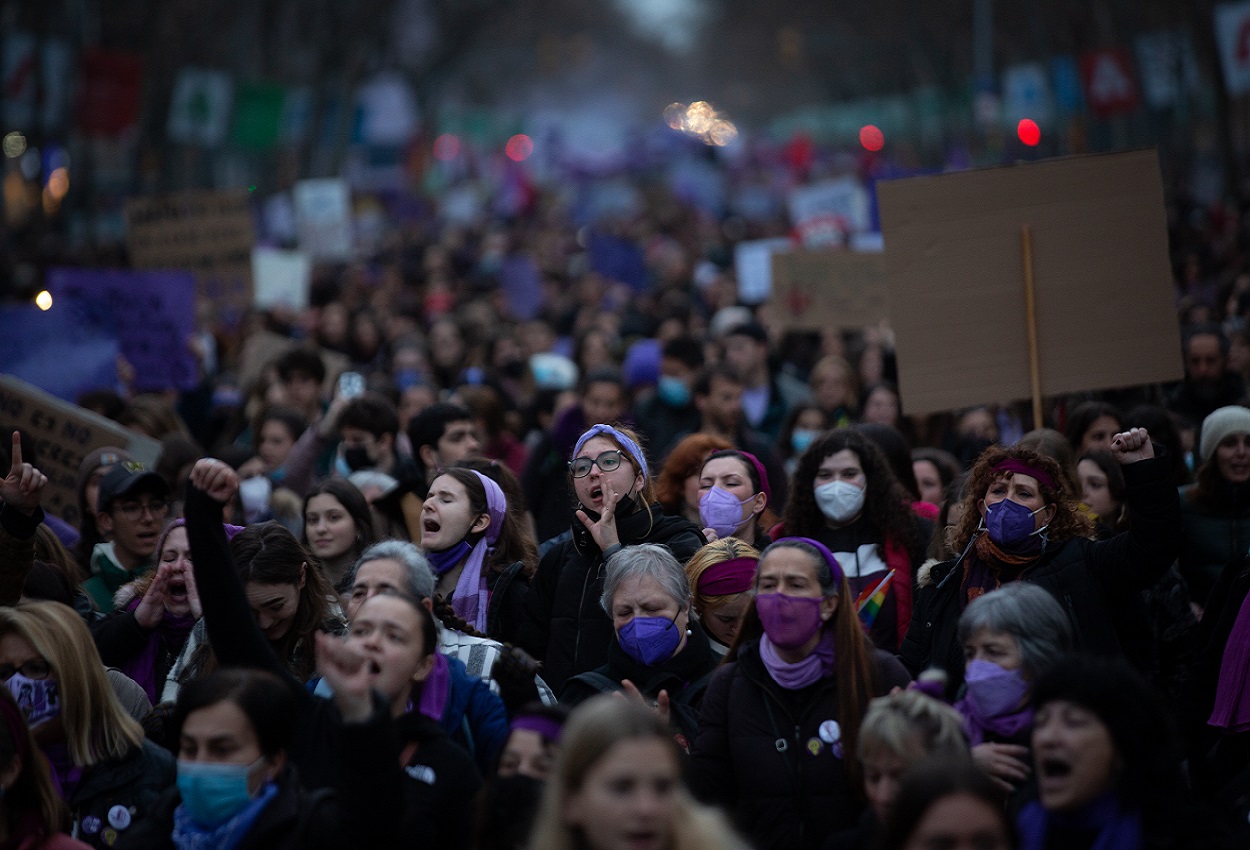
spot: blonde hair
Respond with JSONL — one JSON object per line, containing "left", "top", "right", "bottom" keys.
{"left": 857, "top": 690, "right": 969, "bottom": 764}
{"left": 0, "top": 602, "right": 143, "bottom": 766}
{"left": 526, "top": 696, "right": 752, "bottom": 850}
{"left": 684, "top": 538, "right": 759, "bottom": 617}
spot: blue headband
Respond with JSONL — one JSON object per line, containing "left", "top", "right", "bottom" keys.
{"left": 771, "top": 536, "right": 845, "bottom": 588}
{"left": 573, "top": 424, "right": 649, "bottom": 480}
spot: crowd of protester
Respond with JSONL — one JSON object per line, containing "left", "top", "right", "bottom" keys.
{"left": 1, "top": 180, "right": 1249, "bottom": 849}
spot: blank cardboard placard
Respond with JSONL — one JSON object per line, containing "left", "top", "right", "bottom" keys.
{"left": 768, "top": 249, "right": 888, "bottom": 331}
{"left": 877, "top": 149, "right": 1182, "bottom": 416}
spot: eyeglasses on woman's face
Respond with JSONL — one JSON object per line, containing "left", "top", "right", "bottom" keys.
{"left": 570, "top": 450, "right": 624, "bottom": 479}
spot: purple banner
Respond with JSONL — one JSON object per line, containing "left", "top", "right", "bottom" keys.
{"left": 46, "top": 268, "right": 198, "bottom": 392}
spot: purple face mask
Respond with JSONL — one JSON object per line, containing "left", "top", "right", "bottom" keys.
{"left": 699, "top": 486, "right": 753, "bottom": 538}
{"left": 964, "top": 659, "right": 1030, "bottom": 717}
{"left": 755, "top": 593, "right": 824, "bottom": 650}
{"left": 7, "top": 673, "right": 60, "bottom": 728}
{"left": 617, "top": 616, "right": 682, "bottom": 667}
{"left": 984, "top": 499, "right": 1046, "bottom": 549}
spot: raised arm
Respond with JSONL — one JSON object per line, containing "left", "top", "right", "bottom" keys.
{"left": 185, "top": 459, "right": 298, "bottom": 688}
{"left": 1086, "top": 429, "right": 1181, "bottom": 592}
{"left": 0, "top": 431, "right": 47, "bottom": 605}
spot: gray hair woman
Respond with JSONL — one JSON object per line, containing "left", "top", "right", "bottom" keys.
{"left": 560, "top": 544, "right": 718, "bottom": 740}
{"left": 955, "top": 583, "right": 1073, "bottom": 791}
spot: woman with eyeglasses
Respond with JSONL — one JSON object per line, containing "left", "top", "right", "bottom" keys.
{"left": 0, "top": 601, "right": 175, "bottom": 849}
{"left": 518, "top": 424, "right": 705, "bottom": 693}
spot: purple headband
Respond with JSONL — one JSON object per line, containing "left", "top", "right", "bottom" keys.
{"left": 739, "top": 451, "right": 771, "bottom": 506}
{"left": 772, "top": 537, "right": 845, "bottom": 588}
{"left": 511, "top": 713, "right": 564, "bottom": 742}
{"left": 993, "top": 458, "right": 1056, "bottom": 491}
{"left": 573, "top": 424, "right": 649, "bottom": 480}
{"left": 697, "top": 556, "right": 759, "bottom": 596}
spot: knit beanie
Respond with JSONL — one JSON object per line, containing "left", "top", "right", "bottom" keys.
{"left": 1199, "top": 405, "right": 1250, "bottom": 464}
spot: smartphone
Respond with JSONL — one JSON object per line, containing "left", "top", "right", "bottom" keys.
{"left": 337, "top": 371, "right": 365, "bottom": 399}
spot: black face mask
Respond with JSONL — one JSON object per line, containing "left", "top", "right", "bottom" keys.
{"left": 344, "top": 446, "right": 373, "bottom": 471}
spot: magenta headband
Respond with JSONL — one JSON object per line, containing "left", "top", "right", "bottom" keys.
{"left": 993, "top": 458, "right": 1056, "bottom": 491}
{"left": 739, "top": 451, "right": 771, "bottom": 506}
{"left": 470, "top": 471, "right": 508, "bottom": 545}
{"left": 697, "top": 556, "right": 759, "bottom": 596}
{"left": 772, "top": 537, "right": 845, "bottom": 587}
{"left": 511, "top": 714, "right": 564, "bottom": 742}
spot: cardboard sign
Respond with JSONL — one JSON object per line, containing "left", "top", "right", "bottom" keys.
{"left": 251, "top": 247, "right": 311, "bottom": 310}
{"left": 768, "top": 250, "right": 888, "bottom": 332}
{"left": 877, "top": 150, "right": 1182, "bottom": 416}
{"left": 0, "top": 376, "right": 162, "bottom": 528}
{"left": 1216, "top": 1, "right": 1250, "bottom": 95}
{"left": 125, "top": 190, "right": 255, "bottom": 326}
{"left": 46, "top": 269, "right": 199, "bottom": 392}
{"left": 293, "top": 178, "right": 353, "bottom": 260}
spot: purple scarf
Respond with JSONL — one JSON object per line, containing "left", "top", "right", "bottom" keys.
{"left": 428, "top": 541, "right": 472, "bottom": 576}
{"left": 41, "top": 743, "right": 83, "bottom": 800}
{"left": 759, "top": 630, "right": 836, "bottom": 690}
{"left": 1017, "top": 792, "right": 1141, "bottom": 850}
{"left": 955, "top": 693, "right": 1034, "bottom": 746}
{"left": 449, "top": 472, "right": 507, "bottom": 633}
{"left": 1210, "top": 588, "right": 1250, "bottom": 732}
{"left": 416, "top": 652, "right": 451, "bottom": 722}
{"left": 120, "top": 597, "right": 197, "bottom": 703}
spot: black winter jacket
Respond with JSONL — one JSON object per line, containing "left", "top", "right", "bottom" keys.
{"left": 688, "top": 640, "right": 911, "bottom": 850}
{"left": 70, "top": 740, "right": 174, "bottom": 850}
{"left": 560, "top": 620, "right": 719, "bottom": 743}
{"left": 115, "top": 708, "right": 402, "bottom": 850}
{"left": 517, "top": 501, "right": 705, "bottom": 692}
{"left": 897, "top": 456, "right": 1181, "bottom": 693}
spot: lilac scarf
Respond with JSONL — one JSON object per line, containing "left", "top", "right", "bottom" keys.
{"left": 760, "top": 630, "right": 836, "bottom": 690}
{"left": 449, "top": 471, "right": 507, "bottom": 633}
{"left": 416, "top": 652, "right": 451, "bottom": 722}
{"left": 1209, "top": 588, "right": 1250, "bottom": 732}
{"left": 955, "top": 693, "right": 1034, "bottom": 746}
{"left": 121, "top": 597, "right": 196, "bottom": 703}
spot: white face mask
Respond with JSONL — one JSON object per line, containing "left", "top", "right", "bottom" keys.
{"left": 815, "top": 480, "right": 865, "bottom": 523}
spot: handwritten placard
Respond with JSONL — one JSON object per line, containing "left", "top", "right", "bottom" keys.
{"left": 0, "top": 376, "right": 162, "bottom": 527}
{"left": 125, "top": 190, "right": 255, "bottom": 325}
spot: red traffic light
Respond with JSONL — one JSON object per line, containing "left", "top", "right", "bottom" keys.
{"left": 1017, "top": 119, "right": 1041, "bottom": 147}
{"left": 859, "top": 125, "right": 884, "bottom": 152}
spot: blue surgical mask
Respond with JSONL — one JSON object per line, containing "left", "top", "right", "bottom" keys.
{"left": 791, "top": 429, "right": 818, "bottom": 454}
{"left": 656, "top": 376, "right": 690, "bottom": 408}
{"left": 176, "top": 757, "right": 267, "bottom": 828}
{"left": 617, "top": 616, "right": 683, "bottom": 666}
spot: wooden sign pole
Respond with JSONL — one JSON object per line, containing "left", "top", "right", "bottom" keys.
{"left": 1021, "top": 225, "right": 1043, "bottom": 430}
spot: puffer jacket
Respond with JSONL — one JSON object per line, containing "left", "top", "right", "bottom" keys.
{"left": 898, "top": 456, "right": 1181, "bottom": 694}
{"left": 688, "top": 640, "right": 911, "bottom": 850}
{"left": 1177, "top": 480, "right": 1250, "bottom": 606}
{"left": 517, "top": 501, "right": 704, "bottom": 692}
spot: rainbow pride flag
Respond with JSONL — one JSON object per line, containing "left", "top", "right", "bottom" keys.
{"left": 856, "top": 569, "right": 895, "bottom": 627}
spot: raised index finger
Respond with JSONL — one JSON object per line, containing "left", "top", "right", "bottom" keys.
{"left": 9, "top": 432, "right": 20, "bottom": 473}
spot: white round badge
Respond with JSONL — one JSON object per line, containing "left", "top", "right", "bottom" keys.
{"left": 818, "top": 720, "right": 841, "bottom": 745}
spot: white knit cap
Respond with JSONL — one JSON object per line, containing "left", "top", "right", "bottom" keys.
{"left": 1199, "top": 405, "right": 1250, "bottom": 464}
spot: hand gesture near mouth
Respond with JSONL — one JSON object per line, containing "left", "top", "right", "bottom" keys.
{"left": 575, "top": 478, "right": 624, "bottom": 554}
{"left": 134, "top": 563, "right": 175, "bottom": 629}
{"left": 316, "top": 632, "right": 375, "bottom": 724}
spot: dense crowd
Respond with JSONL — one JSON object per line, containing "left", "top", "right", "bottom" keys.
{"left": 1, "top": 182, "right": 1249, "bottom": 850}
